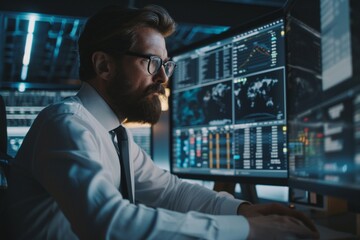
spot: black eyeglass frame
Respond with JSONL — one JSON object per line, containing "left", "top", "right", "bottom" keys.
{"left": 125, "top": 51, "right": 177, "bottom": 77}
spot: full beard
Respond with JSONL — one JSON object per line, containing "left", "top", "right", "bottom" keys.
{"left": 106, "top": 74, "right": 165, "bottom": 125}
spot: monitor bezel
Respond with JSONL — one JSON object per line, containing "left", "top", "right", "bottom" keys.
{"left": 288, "top": 177, "right": 360, "bottom": 205}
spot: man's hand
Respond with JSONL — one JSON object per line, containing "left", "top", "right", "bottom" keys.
{"left": 238, "top": 203, "right": 319, "bottom": 239}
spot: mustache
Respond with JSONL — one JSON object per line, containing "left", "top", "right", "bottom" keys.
{"left": 144, "top": 84, "right": 166, "bottom": 96}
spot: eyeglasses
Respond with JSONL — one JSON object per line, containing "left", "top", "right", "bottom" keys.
{"left": 125, "top": 51, "right": 177, "bottom": 78}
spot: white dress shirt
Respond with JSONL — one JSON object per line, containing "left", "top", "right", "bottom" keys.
{"left": 6, "top": 82, "right": 249, "bottom": 240}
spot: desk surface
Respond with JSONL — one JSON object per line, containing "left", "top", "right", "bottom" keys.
{"left": 304, "top": 207, "right": 359, "bottom": 240}
{"left": 315, "top": 224, "right": 357, "bottom": 240}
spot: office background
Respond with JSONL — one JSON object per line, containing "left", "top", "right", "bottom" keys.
{"left": 1, "top": 0, "right": 360, "bottom": 237}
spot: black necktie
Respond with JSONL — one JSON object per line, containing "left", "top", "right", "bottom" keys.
{"left": 113, "top": 126, "right": 134, "bottom": 203}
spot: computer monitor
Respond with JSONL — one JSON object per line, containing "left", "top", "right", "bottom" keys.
{"left": 123, "top": 123, "right": 152, "bottom": 158}
{"left": 0, "top": 87, "right": 79, "bottom": 157}
{"left": 287, "top": 0, "right": 360, "bottom": 204}
{"left": 169, "top": 10, "right": 288, "bottom": 185}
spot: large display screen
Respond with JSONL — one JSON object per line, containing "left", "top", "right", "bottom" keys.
{"left": 287, "top": 0, "right": 360, "bottom": 202}
{"left": 170, "top": 11, "right": 288, "bottom": 184}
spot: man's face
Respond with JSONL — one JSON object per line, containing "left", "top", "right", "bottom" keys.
{"left": 106, "top": 27, "right": 169, "bottom": 124}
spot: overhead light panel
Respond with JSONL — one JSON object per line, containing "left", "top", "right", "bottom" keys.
{"left": 21, "top": 14, "right": 37, "bottom": 81}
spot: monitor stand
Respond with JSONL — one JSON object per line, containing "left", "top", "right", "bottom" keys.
{"left": 240, "top": 183, "right": 258, "bottom": 203}
{"left": 357, "top": 214, "right": 360, "bottom": 237}
{"left": 213, "top": 181, "right": 258, "bottom": 203}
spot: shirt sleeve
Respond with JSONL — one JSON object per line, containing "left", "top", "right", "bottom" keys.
{"left": 130, "top": 132, "right": 247, "bottom": 216}
{"left": 32, "top": 114, "right": 249, "bottom": 240}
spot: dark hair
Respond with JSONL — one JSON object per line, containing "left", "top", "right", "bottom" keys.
{"left": 78, "top": 5, "right": 176, "bottom": 81}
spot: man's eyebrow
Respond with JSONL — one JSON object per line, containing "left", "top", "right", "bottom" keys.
{"left": 144, "top": 52, "right": 170, "bottom": 61}
{"left": 154, "top": 54, "right": 171, "bottom": 62}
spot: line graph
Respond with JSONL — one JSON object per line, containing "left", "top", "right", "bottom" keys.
{"left": 233, "top": 30, "right": 281, "bottom": 77}
{"left": 237, "top": 43, "right": 271, "bottom": 69}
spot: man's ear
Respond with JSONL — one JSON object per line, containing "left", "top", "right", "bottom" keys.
{"left": 91, "top": 51, "right": 115, "bottom": 80}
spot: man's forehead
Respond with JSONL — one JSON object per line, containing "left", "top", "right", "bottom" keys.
{"left": 132, "top": 27, "right": 168, "bottom": 57}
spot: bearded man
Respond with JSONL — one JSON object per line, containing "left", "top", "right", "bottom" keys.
{"left": 5, "top": 5, "right": 318, "bottom": 240}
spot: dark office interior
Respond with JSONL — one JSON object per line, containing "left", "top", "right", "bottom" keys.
{"left": 1, "top": 0, "right": 360, "bottom": 239}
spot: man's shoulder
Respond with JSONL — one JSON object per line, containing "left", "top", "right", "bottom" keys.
{"left": 41, "top": 96, "right": 84, "bottom": 117}
{"left": 34, "top": 96, "right": 108, "bottom": 135}
{"left": 36, "top": 96, "right": 93, "bottom": 126}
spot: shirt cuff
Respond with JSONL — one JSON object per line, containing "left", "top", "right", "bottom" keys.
{"left": 215, "top": 215, "right": 250, "bottom": 240}
{"left": 219, "top": 194, "right": 250, "bottom": 215}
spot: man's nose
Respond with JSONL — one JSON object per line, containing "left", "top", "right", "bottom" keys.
{"left": 153, "top": 65, "right": 168, "bottom": 84}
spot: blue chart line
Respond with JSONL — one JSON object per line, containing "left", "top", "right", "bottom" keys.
{"left": 248, "top": 61, "right": 270, "bottom": 70}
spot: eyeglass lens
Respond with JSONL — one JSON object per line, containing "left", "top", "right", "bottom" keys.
{"left": 148, "top": 56, "right": 175, "bottom": 77}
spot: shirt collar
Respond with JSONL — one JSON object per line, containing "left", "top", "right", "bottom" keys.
{"left": 77, "top": 82, "right": 120, "bottom": 132}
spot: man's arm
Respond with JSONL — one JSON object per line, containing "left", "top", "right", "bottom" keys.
{"left": 131, "top": 134, "right": 319, "bottom": 239}
{"left": 131, "top": 136, "right": 245, "bottom": 215}
{"left": 32, "top": 114, "right": 249, "bottom": 239}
